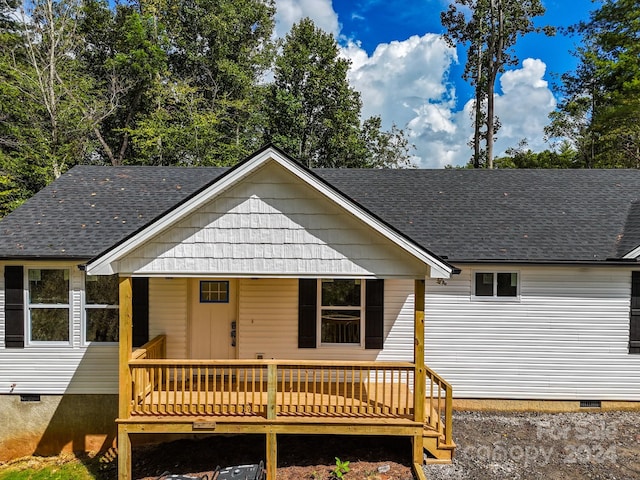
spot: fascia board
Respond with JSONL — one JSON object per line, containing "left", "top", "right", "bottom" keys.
{"left": 624, "top": 245, "right": 640, "bottom": 259}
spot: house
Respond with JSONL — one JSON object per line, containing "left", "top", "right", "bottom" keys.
{"left": 1, "top": 146, "right": 639, "bottom": 479}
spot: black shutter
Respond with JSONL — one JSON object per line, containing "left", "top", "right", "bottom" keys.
{"left": 365, "top": 279, "right": 384, "bottom": 349}
{"left": 132, "top": 277, "right": 149, "bottom": 348}
{"left": 4, "top": 266, "right": 24, "bottom": 348}
{"left": 630, "top": 272, "right": 640, "bottom": 354}
{"left": 298, "top": 279, "right": 317, "bottom": 348}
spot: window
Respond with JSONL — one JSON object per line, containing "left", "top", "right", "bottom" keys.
{"left": 28, "top": 268, "right": 70, "bottom": 343}
{"left": 474, "top": 272, "right": 518, "bottom": 298}
{"left": 320, "top": 279, "right": 363, "bottom": 344}
{"left": 200, "top": 280, "right": 229, "bottom": 303}
{"left": 85, "top": 275, "right": 119, "bottom": 343}
{"left": 298, "top": 279, "right": 383, "bottom": 350}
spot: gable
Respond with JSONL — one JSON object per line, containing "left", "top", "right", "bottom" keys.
{"left": 85, "top": 149, "right": 451, "bottom": 278}
{"left": 112, "top": 163, "right": 433, "bottom": 278}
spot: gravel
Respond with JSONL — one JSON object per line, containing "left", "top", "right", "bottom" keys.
{"left": 424, "top": 410, "right": 640, "bottom": 480}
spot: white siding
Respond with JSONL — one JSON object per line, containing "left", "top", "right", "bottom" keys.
{"left": 0, "top": 263, "right": 118, "bottom": 394}
{"left": 149, "top": 277, "right": 188, "bottom": 358}
{"left": 425, "top": 265, "right": 640, "bottom": 400}
{"left": 119, "top": 164, "right": 427, "bottom": 278}
{"left": 237, "top": 278, "right": 415, "bottom": 362}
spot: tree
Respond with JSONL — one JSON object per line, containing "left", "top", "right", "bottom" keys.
{"left": 494, "top": 139, "right": 577, "bottom": 168}
{"left": 77, "top": 0, "right": 168, "bottom": 166}
{"left": 360, "top": 116, "right": 414, "bottom": 169}
{"left": 135, "top": 0, "right": 276, "bottom": 165}
{"left": 264, "top": 18, "right": 413, "bottom": 168}
{"left": 264, "top": 18, "right": 366, "bottom": 168}
{"left": 441, "top": 0, "right": 549, "bottom": 168}
{"left": 0, "top": 0, "right": 109, "bottom": 214}
{"left": 546, "top": 0, "right": 640, "bottom": 168}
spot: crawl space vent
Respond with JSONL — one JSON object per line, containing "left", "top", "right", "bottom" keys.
{"left": 579, "top": 400, "right": 601, "bottom": 408}
{"left": 20, "top": 394, "right": 41, "bottom": 402}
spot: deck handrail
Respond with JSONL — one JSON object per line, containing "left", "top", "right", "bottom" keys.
{"left": 128, "top": 356, "right": 415, "bottom": 419}
{"left": 129, "top": 358, "right": 415, "bottom": 368}
{"left": 131, "top": 334, "right": 166, "bottom": 360}
{"left": 425, "top": 365, "right": 453, "bottom": 445}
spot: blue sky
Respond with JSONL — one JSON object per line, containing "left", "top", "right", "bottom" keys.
{"left": 273, "top": 0, "right": 597, "bottom": 167}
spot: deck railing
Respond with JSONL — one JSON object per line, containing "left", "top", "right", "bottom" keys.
{"left": 126, "top": 335, "right": 452, "bottom": 445}
{"left": 131, "top": 335, "right": 166, "bottom": 404}
{"left": 425, "top": 366, "right": 453, "bottom": 445}
{"left": 128, "top": 358, "right": 416, "bottom": 419}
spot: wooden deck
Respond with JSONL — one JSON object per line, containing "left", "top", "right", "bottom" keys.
{"left": 118, "top": 334, "right": 454, "bottom": 480}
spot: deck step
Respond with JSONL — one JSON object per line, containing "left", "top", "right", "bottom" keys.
{"left": 423, "top": 426, "right": 455, "bottom": 463}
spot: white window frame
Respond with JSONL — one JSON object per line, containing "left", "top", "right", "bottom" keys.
{"left": 472, "top": 270, "right": 520, "bottom": 301}
{"left": 83, "top": 274, "right": 119, "bottom": 345}
{"left": 25, "top": 267, "right": 72, "bottom": 346}
{"left": 317, "top": 279, "right": 365, "bottom": 347}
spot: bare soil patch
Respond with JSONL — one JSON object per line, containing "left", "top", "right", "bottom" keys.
{"left": 132, "top": 435, "right": 415, "bottom": 480}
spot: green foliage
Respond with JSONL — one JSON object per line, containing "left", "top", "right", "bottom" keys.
{"left": 0, "top": 0, "right": 99, "bottom": 213}
{"left": 0, "top": 2, "right": 415, "bottom": 217}
{"left": 264, "top": 18, "right": 365, "bottom": 167}
{"left": 264, "top": 18, "right": 413, "bottom": 168}
{"left": 147, "top": 0, "right": 276, "bottom": 165}
{"left": 0, "top": 462, "right": 95, "bottom": 480}
{"left": 330, "top": 457, "right": 350, "bottom": 479}
{"left": 494, "top": 140, "right": 578, "bottom": 168}
{"left": 547, "top": 0, "right": 640, "bottom": 168}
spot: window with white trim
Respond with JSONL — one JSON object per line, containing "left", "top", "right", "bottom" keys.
{"left": 319, "top": 279, "right": 363, "bottom": 344}
{"left": 27, "top": 268, "right": 70, "bottom": 343}
{"left": 85, "top": 274, "right": 119, "bottom": 343}
{"left": 474, "top": 272, "right": 519, "bottom": 298}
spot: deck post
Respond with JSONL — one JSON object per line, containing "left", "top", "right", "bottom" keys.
{"left": 118, "top": 427, "right": 131, "bottom": 480}
{"left": 266, "top": 432, "right": 277, "bottom": 480}
{"left": 118, "top": 276, "right": 133, "bottom": 479}
{"left": 267, "top": 363, "right": 277, "bottom": 420}
{"left": 412, "top": 433, "right": 425, "bottom": 465}
{"left": 413, "top": 279, "right": 426, "bottom": 425}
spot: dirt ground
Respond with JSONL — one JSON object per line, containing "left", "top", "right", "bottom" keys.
{"left": 131, "top": 411, "right": 640, "bottom": 480}
{"left": 129, "top": 411, "right": 640, "bottom": 480}
{"left": 423, "top": 410, "right": 640, "bottom": 480}
{"left": 2, "top": 410, "right": 638, "bottom": 479}
{"left": 133, "top": 434, "right": 414, "bottom": 480}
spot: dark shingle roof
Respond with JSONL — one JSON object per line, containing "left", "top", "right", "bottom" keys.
{"left": 318, "top": 169, "right": 640, "bottom": 262}
{"left": 1, "top": 165, "right": 640, "bottom": 263}
{"left": 0, "top": 166, "right": 226, "bottom": 259}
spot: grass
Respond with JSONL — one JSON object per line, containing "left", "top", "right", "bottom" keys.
{"left": 0, "top": 453, "right": 116, "bottom": 480}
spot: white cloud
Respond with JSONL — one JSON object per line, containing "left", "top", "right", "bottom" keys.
{"left": 274, "top": 0, "right": 339, "bottom": 38}
{"left": 343, "top": 34, "right": 467, "bottom": 168}
{"left": 345, "top": 36, "right": 557, "bottom": 167}
{"left": 492, "top": 58, "right": 556, "bottom": 154}
{"left": 273, "top": 1, "right": 557, "bottom": 168}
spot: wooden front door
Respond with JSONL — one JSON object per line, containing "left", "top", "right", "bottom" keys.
{"left": 190, "top": 279, "right": 237, "bottom": 359}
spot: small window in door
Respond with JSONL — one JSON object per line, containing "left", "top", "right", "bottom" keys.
{"left": 200, "top": 281, "right": 229, "bottom": 303}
